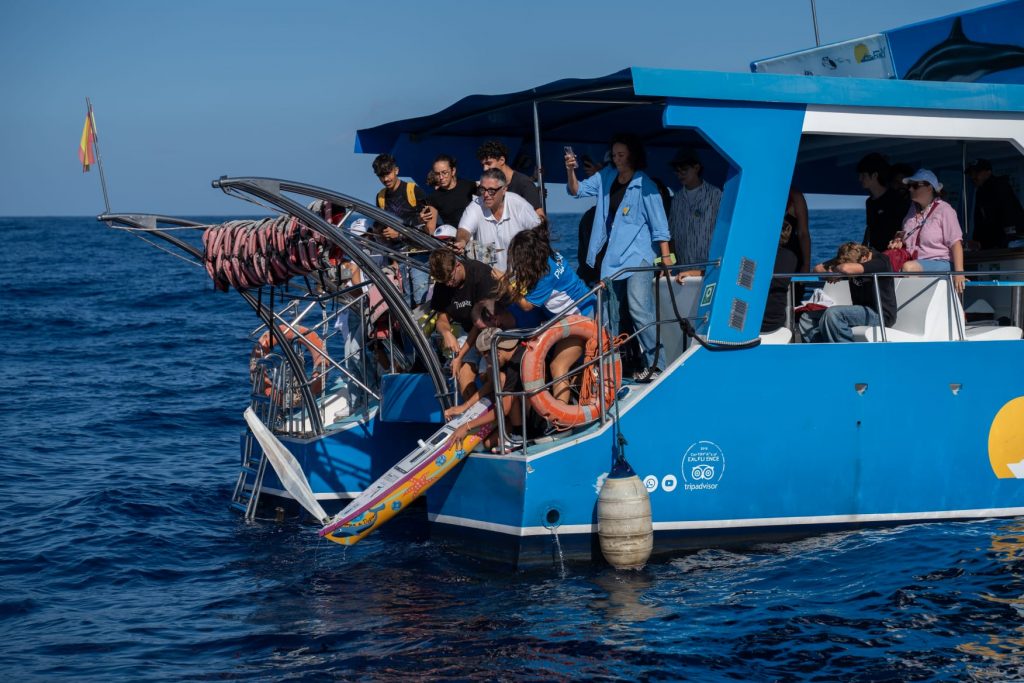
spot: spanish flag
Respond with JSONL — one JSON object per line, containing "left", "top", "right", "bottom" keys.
{"left": 79, "top": 110, "right": 96, "bottom": 172}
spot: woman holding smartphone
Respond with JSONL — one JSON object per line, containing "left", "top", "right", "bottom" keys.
{"left": 565, "top": 134, "right": 672, "bottom": 383}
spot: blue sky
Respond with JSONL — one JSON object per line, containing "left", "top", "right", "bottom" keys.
{"left": 0, "top": 0, "right": 994, "bottom": 216}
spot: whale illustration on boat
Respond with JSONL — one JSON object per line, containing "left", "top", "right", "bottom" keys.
{"left": 904, "top": 17, "right": 1024, "bottom": 82}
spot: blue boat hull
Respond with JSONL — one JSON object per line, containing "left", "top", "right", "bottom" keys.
{"left": 251, "top": 408, "right": 439, "bottom": 511}
{"left": 426, "top": 340, "right": 1024, "bottom": 568}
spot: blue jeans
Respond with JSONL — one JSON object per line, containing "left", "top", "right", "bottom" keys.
{"left": 608, "top": 268, "right": 660, "bottom": 367}
{"left": 917, "top": 258, "right": 951, "bottom": 272}
{"left": 403, "top": 254, "right": 430, "bottom": 306}
{"left": 799, "top": 305, "right": 880, "bottom": 343}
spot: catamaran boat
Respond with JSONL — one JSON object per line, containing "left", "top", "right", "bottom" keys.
{"left": 105, "top": 0, "right": 1024, "bottom": 568}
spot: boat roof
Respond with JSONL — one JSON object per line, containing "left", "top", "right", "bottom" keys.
{"left": 355, "top": 67, "right": 1024, "bottom": 188}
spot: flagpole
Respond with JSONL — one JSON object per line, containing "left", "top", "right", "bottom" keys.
{"left": 86, "top": 97, "right": 112, "bottom": 214}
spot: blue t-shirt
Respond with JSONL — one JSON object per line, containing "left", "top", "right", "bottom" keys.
{"left": 524, "top": 253, "right": 596, "bottom": 319}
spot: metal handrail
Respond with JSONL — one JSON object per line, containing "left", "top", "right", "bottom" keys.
{"left": 780, "top": 268, "right": 1024, "bottom": 342}
{"left": 211, "top": 176, "right": 453, "bottom": 411}
{"left": 484, "top": 259, "right": 719, "bottom": 453}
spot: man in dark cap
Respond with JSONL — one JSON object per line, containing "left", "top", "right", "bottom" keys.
{"left": 966, "top": 158, "right": 1024, "bottom": 250}
{"left": 668, "top": 147, "right": 722, "bottom": 274}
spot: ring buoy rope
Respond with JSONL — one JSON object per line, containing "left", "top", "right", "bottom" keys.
{"left": 249, "top": 324, "right": 329, "bottom": 400}
{"left": 521, "top": 314, "right": 622, "bottom": 430}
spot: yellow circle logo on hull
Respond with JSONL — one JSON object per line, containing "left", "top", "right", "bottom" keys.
{"left": 989, "top": 397, "right": 1024, "bottom": 478}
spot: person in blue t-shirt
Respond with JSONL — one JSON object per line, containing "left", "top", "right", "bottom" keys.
{"left": 501, "top": 226, "right": 596, "bottom": 404}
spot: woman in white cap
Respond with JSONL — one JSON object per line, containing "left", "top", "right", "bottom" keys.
{"left": 887, "top": 168, "right": 966, "bottom": 293}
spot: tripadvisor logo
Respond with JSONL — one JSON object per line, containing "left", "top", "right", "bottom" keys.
{"left": 681, "top": 440, "right": 725, "bottom": 491}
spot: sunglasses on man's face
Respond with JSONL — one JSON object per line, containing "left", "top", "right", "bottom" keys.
{"left": 479, "top": 186, "right": 504, "bottom": 196}
{"left": 908, "top": 182, "right": 932, "bottom": 190}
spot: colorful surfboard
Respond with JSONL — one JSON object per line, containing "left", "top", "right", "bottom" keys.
{"left": 319, "top": 399, "right": 494, "bottom": 545}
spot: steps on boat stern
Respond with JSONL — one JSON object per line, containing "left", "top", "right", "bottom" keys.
{"left": 230, "top": 373, "right": 280, "bottom": 520}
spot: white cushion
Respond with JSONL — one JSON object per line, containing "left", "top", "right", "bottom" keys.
{"left": 759, "top": 327, "right": 792, "bottom": 344}
{"left": 965, "top": 324, "right": 1023, "bottom": 341}
{"left": 854, "top": 277, "right": 958, "bottom": 342}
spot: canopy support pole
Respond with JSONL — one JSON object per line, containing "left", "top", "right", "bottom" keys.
{"left": 532, "top": 100, "right": 546, "bottom": 214}
{"left": 962, "top": 140, "right": 971, "bottom": 238}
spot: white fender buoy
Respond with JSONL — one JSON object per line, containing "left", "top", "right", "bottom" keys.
{"left": 597, "top": 469, "right": 652, "bottom": 570}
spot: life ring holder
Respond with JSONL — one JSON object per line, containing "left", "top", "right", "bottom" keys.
{"left": 520, "top": 314, "right": 621, "bottom": 429}
{"left": 249, "top": 324, "right": 329, "bottom": 401}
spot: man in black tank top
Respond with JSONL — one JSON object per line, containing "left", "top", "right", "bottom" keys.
{"left": 476, "top": 140, "right": 545, "bottom": 218}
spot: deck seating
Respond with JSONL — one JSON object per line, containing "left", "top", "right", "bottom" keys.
{"left": 852, "top": 277, "right": 957, "bottom": 342}
{"left": 820, "top": 280, "right": 852, "bottom": 306}
{"left": 759, "top": 327, "right": 792, "bottom": 344}
{"left": 963, "top": 323, "right": 1023, "bottom": 340}
{"left": 852, "top": 276, "right": 1023, "bottom": 342}
{"left": 952, "top": 296, "right": 1023, "bottom": 341}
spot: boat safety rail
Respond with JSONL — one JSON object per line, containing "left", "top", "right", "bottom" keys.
{"left": 595, "top": 259, "right": 758, "bottom": 355}
{"left": 213, "top": 176, "right": 453, "bottom": 411}
{"left": 249, "top": 283, "right": 383, "bottom": 407}
{"left": 481, "top": 258, "right": 720, "bottom": 454}
{"left": 251, "top": 352, "right": 311, "bottom": 434}
{"left": 779, "top": 268, "right": 1024, "bottom": 343}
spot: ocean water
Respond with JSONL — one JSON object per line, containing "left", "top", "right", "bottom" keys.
{"left": 4, "top": 213, "right": 1024, "bottom": 681}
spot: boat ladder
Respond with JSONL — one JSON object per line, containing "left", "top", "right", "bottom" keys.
{"left": 230, "top": 357, "right": 284, "bottom": 520}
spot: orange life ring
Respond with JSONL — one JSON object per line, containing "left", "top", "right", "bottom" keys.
{"left": 249, "top": 324, "right": 329, "bottom": 400}
{"left": 520, "top": 314, "right": 621, "bottom": 429}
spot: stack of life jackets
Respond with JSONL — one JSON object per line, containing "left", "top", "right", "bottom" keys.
{"left": 201, "top": 215, "right": 342, "bottom": 291}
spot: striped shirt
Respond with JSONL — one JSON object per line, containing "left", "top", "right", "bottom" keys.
{"left": 669, "top": 181, "right": 722, "bottom": 268}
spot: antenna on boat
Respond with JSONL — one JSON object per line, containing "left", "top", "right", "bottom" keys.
{"left": 810, "top": 0, "right": 821, "bottom": 46}
{"left": 81, "top": 97, "right": 112, "bottom": 214}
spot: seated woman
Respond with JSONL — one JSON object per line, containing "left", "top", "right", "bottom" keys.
{"left": 445, "top": 327, "right": 527, "bottom": 453}
{"left": 501, "top": 227, "right": 596, "bottom": 404}
{"left": 888, "top": 169, "right": 966, "bottom": 294}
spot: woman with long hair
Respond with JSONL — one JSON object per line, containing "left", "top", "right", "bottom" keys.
{"left": 501, "top": 226, "right": 595, "bottom": 404}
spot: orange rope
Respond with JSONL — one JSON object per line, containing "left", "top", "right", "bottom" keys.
{"left": 578, "top": 332, "right": 626, "bottom": 408}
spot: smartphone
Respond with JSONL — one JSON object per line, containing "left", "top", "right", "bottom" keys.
{"left": 563, "top": 146, "right": 574, "bottom": 157}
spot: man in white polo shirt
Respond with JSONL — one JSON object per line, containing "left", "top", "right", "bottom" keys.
{"left": 457, "top": 168, "right": 541, "bottom": 272}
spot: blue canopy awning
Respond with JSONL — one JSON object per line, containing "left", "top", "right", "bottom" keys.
{"left": 356, "top": 65, "right": 1024, "bottom": 195}
{"left": 353, "top": 69, "right": 716, "bottom": 186}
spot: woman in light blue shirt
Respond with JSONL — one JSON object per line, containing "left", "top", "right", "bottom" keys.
{"left": 566, "top": 134, "right": 673, "bottom": 382}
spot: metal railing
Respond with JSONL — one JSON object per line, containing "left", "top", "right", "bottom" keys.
{"left": 778, "top": 268, "right": 1024, "bottom": 342}
{"left": 477, "top": 263, "right": 1024, "bottom": 456}
{"left": 480, "top": 259, "right": 718, "bottom": 455}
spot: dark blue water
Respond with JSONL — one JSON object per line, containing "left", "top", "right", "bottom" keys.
{"left": 4, "top": 214, "right": 1024, "bottom": 681}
